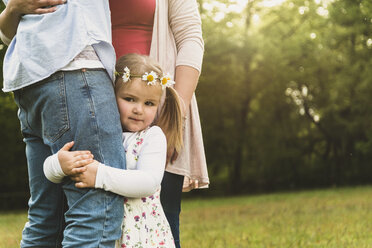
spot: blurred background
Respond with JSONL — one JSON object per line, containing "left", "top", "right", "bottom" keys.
{"left": 0, "top": 0, "right": 371, "bottom": 210}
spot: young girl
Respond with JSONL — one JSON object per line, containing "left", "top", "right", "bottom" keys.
{"left": 43, "top": 53, "right": 184, "bottom": 248}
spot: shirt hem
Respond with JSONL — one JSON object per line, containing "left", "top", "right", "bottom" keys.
{"left": 165, "top": 167, "right": 209, "bottom": 183}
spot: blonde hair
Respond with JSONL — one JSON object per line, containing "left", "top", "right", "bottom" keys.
{"left": 115, "top": 53, "right": 183, "bottom": 153}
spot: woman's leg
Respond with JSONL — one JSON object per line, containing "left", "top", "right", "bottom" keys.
{"left": 160, "top": 172, "right": 184, "bottom": 248}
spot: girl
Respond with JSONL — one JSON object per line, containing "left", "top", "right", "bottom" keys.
{"left": 43, "top": 53, "right": 183, "bottom": 248}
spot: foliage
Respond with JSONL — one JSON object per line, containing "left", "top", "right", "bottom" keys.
{"left": 0, "top": 2, "right": 29, "bottom": 209}
{"left": 196, "top": 0, "right": 372, "bottom": 194}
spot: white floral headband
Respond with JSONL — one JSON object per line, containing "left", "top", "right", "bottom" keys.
{"left": 116, "top": 66, "right": 175, "bottom": 89}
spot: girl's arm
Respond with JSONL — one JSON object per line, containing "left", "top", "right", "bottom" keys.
{"left": 43, "top": 141, "right": 93, "bottom": 183}
{"left": 70, "top": 127, "right": 167, "bottom": 198}
{"left": 0, "top": 0, "right": 65, "bottom": 44}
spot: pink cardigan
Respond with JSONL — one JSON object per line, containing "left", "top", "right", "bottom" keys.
{"left": 149, "top": 0, "right": 209, "bottom": 190}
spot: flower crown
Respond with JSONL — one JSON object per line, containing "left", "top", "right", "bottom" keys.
{"left": 116, "top": 66, "right": 175, "bottom": 89}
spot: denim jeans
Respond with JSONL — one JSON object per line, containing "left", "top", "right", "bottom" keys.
{"left": 14, "top": 69, "right": 126, "bottom": 248}
{"left": 160, "top": 172, "right": 184, "bottom": 248}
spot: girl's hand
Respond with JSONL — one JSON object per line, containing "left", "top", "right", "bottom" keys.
{"left": 71, "top": 160, "right": 100, "bottom": 189}
{"left": 8, "top": 0, "right": 66, "bottom": 16}
{"left": 58, "top": 141, "right": 94, "bottom": 176}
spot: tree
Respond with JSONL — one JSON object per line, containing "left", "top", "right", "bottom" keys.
{"left": 196, "top": 0, "right": 372, "bottom": 194}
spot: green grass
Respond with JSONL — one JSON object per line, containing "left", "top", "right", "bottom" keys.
{"left": 180, "top": 186, "right": 372, "bottom": 247}
{"left": 1, "top": 187, "right": 372, "bottom": 247}
{"left": 0, "top": 211, "right": 27, "bottom": 247}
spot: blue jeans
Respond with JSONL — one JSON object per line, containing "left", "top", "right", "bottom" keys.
{"left": 160, "top": 172, "right": 184, "bottom": 248}
{"left": 14, "top": 69, "right": 126, "bottom": 247}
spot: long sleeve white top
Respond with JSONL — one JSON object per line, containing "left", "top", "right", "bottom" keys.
{"left": 43, "top": 126, "right": 167, "bottom": 198}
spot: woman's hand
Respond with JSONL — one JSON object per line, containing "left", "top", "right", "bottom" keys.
{"left": 57, "top": 141, "right": 94, "bottom": 176}
{"left": 8, "top": 0, "right": 66, "bottom": 16}
{"left": 70, "top": 160, "right": 100, "bottom": 189}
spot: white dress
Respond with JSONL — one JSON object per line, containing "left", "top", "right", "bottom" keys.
{"left": 115, "top": 128, "right": 175, "bottom": 248}
{"left": 117, "top": 190, "right": 174, "bottom": 247}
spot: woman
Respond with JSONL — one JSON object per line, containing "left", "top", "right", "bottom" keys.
{"left": 109, "top": 1, "right": 209, "bottom": 247}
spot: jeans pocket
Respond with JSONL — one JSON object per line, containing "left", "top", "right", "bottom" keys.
{"left": 41, "top": 73, "right": 70, "bottom": 143}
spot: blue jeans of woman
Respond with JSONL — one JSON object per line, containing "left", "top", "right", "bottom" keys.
{"left": 14, "top": 69, "right": 126, "bottom": 248}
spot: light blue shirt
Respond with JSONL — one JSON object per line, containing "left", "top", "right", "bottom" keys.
{"left": 2, "top": 0, "right": 115, "bottom": 92}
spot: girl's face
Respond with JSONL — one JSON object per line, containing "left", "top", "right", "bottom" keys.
{"left": 116, "top": 78, "right": 162, "bottom": 132}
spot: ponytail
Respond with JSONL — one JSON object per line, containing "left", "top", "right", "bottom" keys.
{"left": 156, "top": 87, "right": 184, "bottom": 154}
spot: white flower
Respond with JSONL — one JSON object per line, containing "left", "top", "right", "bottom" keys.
{"left": 122, "top": 67, "right": 130, "bottom": 82}
{"left": 160, "top": 73, "right": 175, "bottom": 89}
{"left": 142, "top": 71, "right": 158, "bottom": 85}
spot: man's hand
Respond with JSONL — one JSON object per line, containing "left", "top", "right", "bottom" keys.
{"left": 8, "top": 0, "right": 66, "bottom": 15}
{"left": 58, "top": 141, "right": 94, "bottom": 176}
{"left": 0, "top": 0, "right": 67, "bottom": 42}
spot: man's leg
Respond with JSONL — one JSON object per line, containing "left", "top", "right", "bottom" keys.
{"left": 14, "top": 90, "right": 65, "bottom": 248}
{"left": 59, "top": 69, "right": 126, "bottom": 247}
{"left": 16, "top": 69, "right": 126, "bottom": 247}
{"left": 160, "top": 172, "right": 184, "bottom": 248}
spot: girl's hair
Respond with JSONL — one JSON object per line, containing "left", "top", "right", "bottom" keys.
{"left": 115, "top": 53, "right": 183, "bottom": 153}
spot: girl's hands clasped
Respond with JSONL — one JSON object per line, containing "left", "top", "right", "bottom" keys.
{"left": 57, "top": 141, "right": 93, "bottom": 176}
{"left": 70, "top": 161, "right": 100, "bottom": 189}
{"left": 57, "top": 141, "right": 99, "bottom": 189}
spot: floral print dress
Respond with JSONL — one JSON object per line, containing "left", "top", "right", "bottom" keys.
{"left": 115, "top": 129, "right": 175, "bottom": 248}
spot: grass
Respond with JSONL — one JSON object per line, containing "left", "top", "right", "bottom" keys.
{"left": 1, "top": 186, "right": 372, "bottom": 247}
{"left": 0, "top": 211, "right": 27, "bottom": 247}
{"left": 180, "top": 186, "right": 372, "bottom": 247}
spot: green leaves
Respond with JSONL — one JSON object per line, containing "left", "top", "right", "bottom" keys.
{"left": 197, "top": 0, "right": 372, "bottom": 192}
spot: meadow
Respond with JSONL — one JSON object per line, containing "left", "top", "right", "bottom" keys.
{"left": 1, "top": 186, "right": 372, "bottom": 247}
